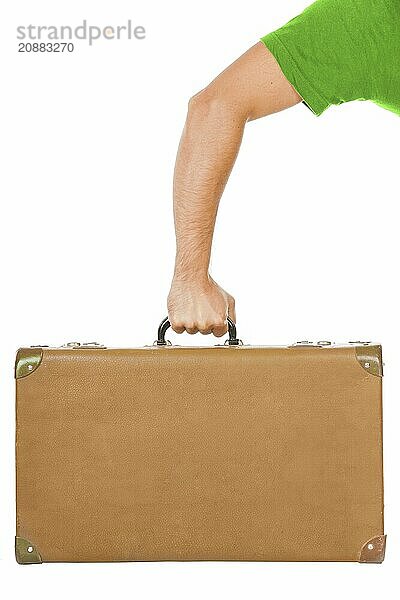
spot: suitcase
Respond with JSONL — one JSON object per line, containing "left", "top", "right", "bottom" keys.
{"left": 15, "top": 317, "right": 385, "bottom": 564}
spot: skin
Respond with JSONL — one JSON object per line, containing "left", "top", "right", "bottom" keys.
{"left": 167, "top": 41, "right": 303, "bottom": 337}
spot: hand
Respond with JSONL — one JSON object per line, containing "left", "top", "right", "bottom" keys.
{"left": 167, "top": 274, "right": 236, "bottom": 337}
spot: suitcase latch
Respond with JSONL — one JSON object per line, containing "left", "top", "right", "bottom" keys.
{"left": 61, "top": 341, "right": 107, "bottom": 349}
{"left": 291, "top": 340, "right": 333, "bottom": 347}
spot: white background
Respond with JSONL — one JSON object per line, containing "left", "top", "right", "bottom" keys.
{"left": 1, "top": 0, "right": 398, "bottom": 596}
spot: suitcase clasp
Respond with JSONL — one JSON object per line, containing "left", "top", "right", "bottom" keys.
{"left": 291, "top": 340, "right": 333, "bottom": 347}
{"left": 61, "top": 341, "right": 107, "bottom": 349}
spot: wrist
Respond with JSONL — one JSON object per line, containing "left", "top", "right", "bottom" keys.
{"left": 172, "top": 266, "right": 210, "bottom": 285}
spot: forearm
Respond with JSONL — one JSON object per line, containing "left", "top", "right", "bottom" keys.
{"left": 172, "top": 91, "right": 246, "bottom": 282}
{"left": 168, "top": 42, "right": 302, "bottom": 334}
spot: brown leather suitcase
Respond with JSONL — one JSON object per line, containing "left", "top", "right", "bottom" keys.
{"left": 15, "top": 317, "right": 385, "bottom": 564}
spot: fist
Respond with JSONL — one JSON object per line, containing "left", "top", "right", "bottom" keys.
{"left": 167, "top": 275, "right": 236, "bottom": 337}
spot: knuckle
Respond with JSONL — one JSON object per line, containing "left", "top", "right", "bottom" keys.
{"left": 171, "top": 326, "right": 184, "bottom": 334}
{"left": 214, "top": 320, "right": 227, "bottom": 329}
{"left": 213, "top": 330, "right": 226, "bottom": 338}
{"left": 170, "top": 318, "right": 183, "bottom": 328}
{"left": 170, "top": 320, "right": 184, "bottom": 333}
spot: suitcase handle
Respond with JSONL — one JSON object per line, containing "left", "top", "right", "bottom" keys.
{"left": 156, "top": 316, "right": 241, "bottom": 346}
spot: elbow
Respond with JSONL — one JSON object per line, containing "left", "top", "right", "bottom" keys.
{"left": 187, "top": 85, "right": 247, "bottom": 124}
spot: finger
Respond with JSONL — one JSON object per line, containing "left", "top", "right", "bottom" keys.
{"left": 199, "top": 328, "right": 212, "bottom": 335}
{"left": 170, "top": 319, "right": 185, "bottom": 334}
{"left": 197, "top": 322, "right": 212, "bottom": 335}
{"left": 185, "top": 324, "right": 198, "bottom": 335}
{"left": 212, "top": 320, "right": 228, "bottom": 338}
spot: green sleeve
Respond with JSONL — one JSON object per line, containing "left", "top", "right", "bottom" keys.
{"left": 260, "top": 0, "right": 400, "bottom": 117}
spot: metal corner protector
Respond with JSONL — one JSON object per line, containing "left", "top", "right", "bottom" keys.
{"left": 355, "top": 344, "right": 383, "bottom": 377}
{"left": 359, "top": 535, "right": 386, "bottom": 563}
{"left": 15, "top": 348, "right": 43, "bottom": 379}
{"left": 15, "top": 537, "right": 42, "bottom": 564}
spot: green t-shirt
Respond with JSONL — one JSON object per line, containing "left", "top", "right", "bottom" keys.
{"left": 260, "top": 0, "right": 400, "bottom": 116}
